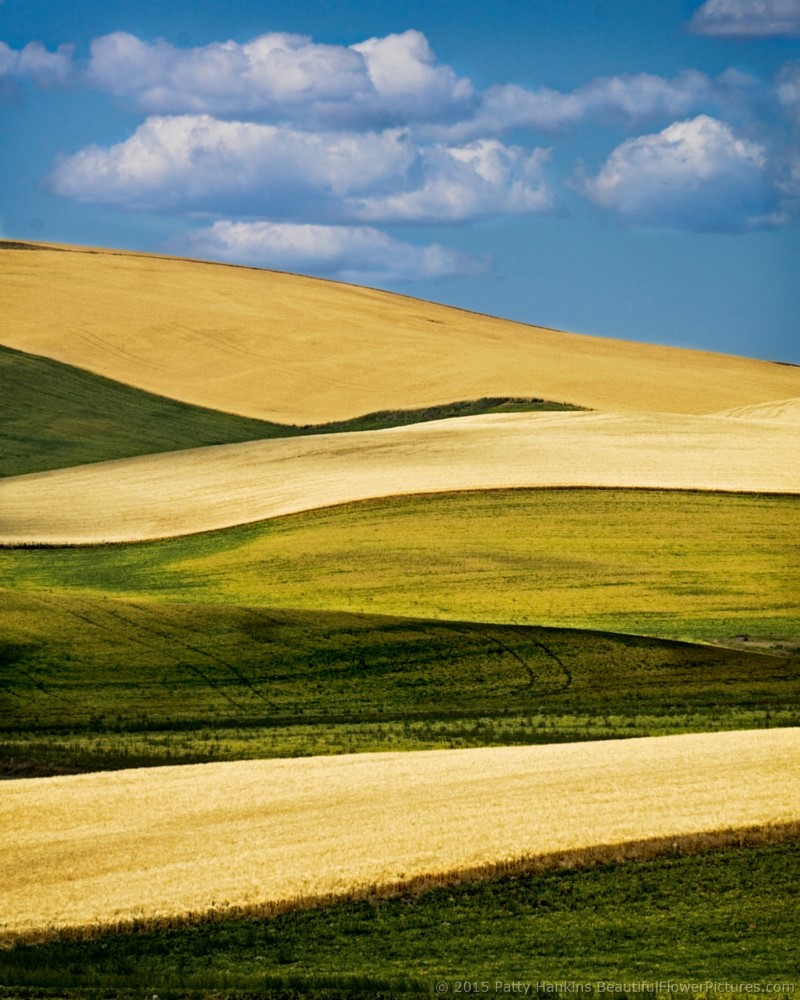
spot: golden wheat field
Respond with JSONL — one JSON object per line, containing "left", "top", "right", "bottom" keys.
{"left": 2, "top": 242, "right": 798, "bottom": 959}
{"left": 5, "top": 243, "right": 800, "bottom": 422}
{"left": 714, "top": 396, "right": 800, "bottom": 423}
{"left": 1, "top": 410, "right": 799, "bottom": 544}
{"left": 1, "top": 730, "right": 798, "bottom": 939}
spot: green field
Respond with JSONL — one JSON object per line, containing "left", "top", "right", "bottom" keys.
{"left": 2, "top": 487, "right": 795, "bottom": 773}
{"left": 3, "top": 838, "right": 798, "bottom": 996}
{"left": 4, "top": 241, "right": 798, "bottom": 1000}
{"left": 2, "top": 489, "right": 797, "bottom": 641}
{"left": 2, "top": 588, "right": 797, "bottom": 775}
{"left": 0, "top": 343, "right": 578, "bottom": 476}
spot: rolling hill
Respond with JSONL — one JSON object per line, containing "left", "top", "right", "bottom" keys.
{"left": 4, "top": 240, "right": 800, "bottom": 423}
{"left": 1, "top": 240, "right": 798, "bottom": 967}
{"left": 1, "top": 410, "right": 798, "bottom": 544}
{"left": 2, "top": 729, "right": 799, "bottom": 939}
{"left": 0, "top": 342, "right": 577, "bottom": 478}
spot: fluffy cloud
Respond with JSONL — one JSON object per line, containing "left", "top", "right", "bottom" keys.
{"left": 83, "top": 31, "right": 760, "bottom": 138}
{"left": 582, "top": 115, "right": 779, "bottom": 232}
{"left": 175, "top": 220, "right": 486, "bottom": 283}
{"left": 50, "top": 115, "right": 555, "bottom": 223}
{"left": 354, "top": 141, "right": 554, "bottom": 221}
{"left": 689, "top": 0, "right": 800, "bottom": 38}
{"left": 433, "top": 71, "right": 724, "bottom": 140}
{"left": 87, "top": 29, "right": 475, "bottom": 127}
{"left": 0, "top": 40, "right": 74, "bottom": 86}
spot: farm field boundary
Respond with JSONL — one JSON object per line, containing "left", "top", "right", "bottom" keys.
{"left": 5, "top": 241, "right": 800, "bottom": 422}
{"left": 2, "top": 411, "right": 799, "bottom": 544}
{"left": 2, "top": 730, "right": 798, "bottom": 938}
{"left": 0, "top": 343, "right": 576, "bottom": 477}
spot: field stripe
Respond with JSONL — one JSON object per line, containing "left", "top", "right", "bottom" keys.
{"left": 1, "top": 729, "right": 798, "bottom": 937}
{"left": 713, "top": 396, "right": 800, "bottom": 424}
{"left": 1, "top": 410, "right": 798, "bottom": 544}
{"left": 5, "top": 244, "right": 800, "bottom": 422}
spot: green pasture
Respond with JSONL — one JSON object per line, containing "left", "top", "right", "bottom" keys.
{"left": 2, "top": 588, "right": 797, "bottom": 775}
{"left": 2, "top": 489, "right": 797, "bottom": 642}
{"left": 3, "top": 840, "right": 798, "bottom": 996}
{"left": 0, "top": 343, "right": 576, "bottom": 476}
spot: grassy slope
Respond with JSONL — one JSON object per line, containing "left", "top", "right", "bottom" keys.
{"left": 3, "top": 489, "right": 796, "bottom": 642}
{"left": 2, "top": 589, "right": 797, "bottom": 775}
{"left": 3, "top": 243, "right": 797, "bottom": 995}
{"left": 0, "top": 343, "right": 575, "bottom": 477}
{"left": 5, "top": 242, "right": 800, "bottom": 422}
{"left": 2, "top": 840, "right": 798, "bottom": 994}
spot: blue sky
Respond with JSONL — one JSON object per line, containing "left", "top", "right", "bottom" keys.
{"left": 2, "top": 0, "right": 799, "bottom": 362}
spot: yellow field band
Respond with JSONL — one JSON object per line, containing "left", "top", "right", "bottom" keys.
{"left": 4, "top": 243, "right": 800, "bottom": 423}
{"left": 2, "top": 729, "right": 798, "bottom": 939}
{"left": 1, "top": 410, "right": 799, "bottom": 544}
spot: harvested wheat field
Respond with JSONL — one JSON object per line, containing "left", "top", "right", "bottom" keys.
{"left": 4, "top": 242, "right": 800, "bottom": 422}
{"left": 0, "top": 730, "right": 798, "bottom": 939}
{"left": 2, "top": 410, "right": 799, "bottom": 544}
{"left": 714, "top": 396, "right": 800, "bottom": 424}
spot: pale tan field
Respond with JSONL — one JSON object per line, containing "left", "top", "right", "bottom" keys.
{"left": 4, "top": 243, "right": 800, "bottom": 423}
{"left": 714, "top": 396, "right": 800, "bottom": 424}
{"left": 1, "top": 410, "right": 798, "bottom": 544}
{"left": 1, "top": 730, "right": 797, "bottom": 938}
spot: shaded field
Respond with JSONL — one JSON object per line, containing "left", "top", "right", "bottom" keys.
{"left": 6, "top": 242, "right": 800, "bottom": 423}
{"left": 2, "top": 833, "right": 799, "bottom": 994}
{"left": 0, "top": 343, "right": 575, "bottom": 477}
{"left": 2, "top": 489, "right": 796, "bottom": 642}
{"left": 2, "top": 731, "right": 798, "bottom": 937}
{"left": 2, "top": 590, "right": 798, "bottom": 774}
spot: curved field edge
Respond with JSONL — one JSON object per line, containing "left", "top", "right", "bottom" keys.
{"left": 0, "top": 343, "right": 578, "bottom": 477}
{"left": 2, "top": 488, "right": 796, "bottom": 643}
{"left": 3, "top": 822, "right": 797, "bottom": 948}
{"left": 3, "top": 843, "right": 799, "bottom": 1000}
{"left": 5, "top": 242, "right": 800, "bottom": 422}
{"left": 2, "top": 408, "right": 800, "bottom": 544}
{"left": 2, "top": 730, "right": 799, "bottom": 937}
{"left": 3, "top": 591, "right": 798, "bottom": 776}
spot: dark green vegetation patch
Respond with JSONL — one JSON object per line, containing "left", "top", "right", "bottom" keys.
{"left": 2, "top": 590, "right": 797, "bottom": 775}
{"left": 0, "top": 344, "right": 580, "bottom": 477}
{"left": 3, "top": 841, "right": 798, "bottom": 995}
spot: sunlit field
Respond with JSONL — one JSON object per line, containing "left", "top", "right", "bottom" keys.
{"left": 2, "top": 411, "right": 799, "bottom": 544}
{"left": 3, "top": 489, "right": 796, "bottom": 641}
{"left": 2, "top": 243, "right": 798, "bottom": 997}
{"left": 2, "top": 731, "right": 798, "bottom": 939}
{"left": 6, "top": 243, "right": 800, "bottom": 422}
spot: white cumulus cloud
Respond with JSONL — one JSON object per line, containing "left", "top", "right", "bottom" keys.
{"left": 82, "top": 31, "right": 765, "bottom": 137}
{"left": 0, "top": 40, "right": 74, "bottom": 86}
{"left": 175, "top": 220, "right": 487, "bottom": 283}
{"left": 49, "top": 114, "right": 556, "bottom": 223}
{"left": 353, "top": 141, "right": 555, "bottom": 221}
{"left": 87, "top": 29, "right": 475, "bottom": 127}
{"left": 432, "top": 70, "right": 723, "bottom": 140}
{"left": 582, "top": 115, "right": 778, "bottom": 232}
{"left": 689, "top": 0, "right": 800, "bottom": 38}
